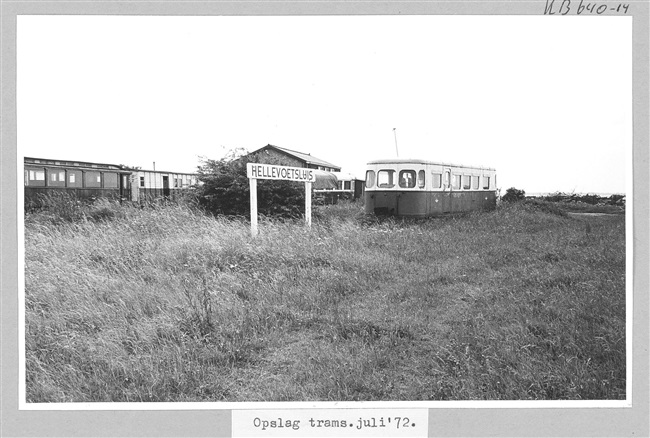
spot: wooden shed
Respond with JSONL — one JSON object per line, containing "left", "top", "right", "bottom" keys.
{"left": 247, "top": 144, "right": 341, "bottom": 173}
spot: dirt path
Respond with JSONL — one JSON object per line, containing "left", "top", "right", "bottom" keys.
{"left": 567, "top": 212, "right": 624, "bottom": 217}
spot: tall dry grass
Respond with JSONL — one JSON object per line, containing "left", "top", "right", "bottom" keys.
{"left": 24, "top": 199, "right": 626, "bottom": 401}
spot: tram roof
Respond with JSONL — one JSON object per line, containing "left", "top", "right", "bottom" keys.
{"left": 366, "top": 158, "right": 496, "bottom": 172}
{"left": 24, "top": 156, "right": 128, "bottom": 171}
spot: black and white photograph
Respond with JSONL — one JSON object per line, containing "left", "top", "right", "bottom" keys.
{"left": 2, "top": 2, "right": 648, "bottom": 437}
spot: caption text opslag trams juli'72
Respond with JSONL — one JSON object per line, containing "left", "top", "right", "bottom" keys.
{"left": 252, "top": 416, "right": 416, "bottom": 431}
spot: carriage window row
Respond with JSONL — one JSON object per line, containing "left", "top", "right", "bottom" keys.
{"left": 28, "top": 170, "right": 45, "bottom": 181}
{"left": 366, "top": 169, "right": 492, "bottom": 190}
{"left": 50, "top": 171, "right": 65, "bottom": 182}
{"left": 334, "top": 181, "right": 353, "bottom": 190}
{"left": 26, "top": 168, "right": 118, "bottom": 188}
{"left": 174, "top": 177, "right": 196, "bottom": 188}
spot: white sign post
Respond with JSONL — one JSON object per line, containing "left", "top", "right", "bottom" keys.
{"left": 246, "top": 163, "right": 316, "bottom": 237}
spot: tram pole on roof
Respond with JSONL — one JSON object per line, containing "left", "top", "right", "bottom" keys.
{"left": 393, "top": 128, "right": 399, "bottom": 157}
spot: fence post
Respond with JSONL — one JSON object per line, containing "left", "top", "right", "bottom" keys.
{"left": 249, "top": 177, "right": 258, "bottom": 237}
{"left": 305, "top": 181, "right": 312, "bottom": 228}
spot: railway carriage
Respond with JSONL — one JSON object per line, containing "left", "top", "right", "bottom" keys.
{"left": 24, "top": 157, "right": 197, "bottom": 205}
{"left": 313, "top": 172, "right": 365, "bottom": 204}
{"left": 24, "top": 157, "right": 133, "bottom": 204}
{"left": 132, "top": 169, "right": 198, "bottom": 202}
{"left": 364, "top": 158, "right": 497, "bottom": 217}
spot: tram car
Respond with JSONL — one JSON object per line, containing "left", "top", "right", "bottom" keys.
{"left": 24, "top": 157, "right": 198, "bottom": 205}
{"left": 131, "top": 168, "right": 199, "bottom": 202}
{"left": 313, "top": 172, "right": 365, "bottom": 204}
{"left": 364, "top": 158, "right": 497, "bottom": 217}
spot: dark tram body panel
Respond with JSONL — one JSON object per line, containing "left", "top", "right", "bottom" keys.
{"left": 24, "top": 157, "right": 197, "bottom": 206}
{"left": 364, "top": 158, "right": 497, "bottom": 217}
{"left": 24, "top": 158, "right": 132, "bottom": 205}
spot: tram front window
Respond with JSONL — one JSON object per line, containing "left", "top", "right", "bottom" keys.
{"left": 365, "top": 170, "right": 376, "bottom": 188}
{"left": 377, "top": 170, "right": 395, "bottom": 188}
{"left": 399, "top": 170, "right": 416, "bottom": 188}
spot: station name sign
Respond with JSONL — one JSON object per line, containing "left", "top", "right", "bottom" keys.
{"left": 247, "top": 163, "right": 316, "bottom": 182}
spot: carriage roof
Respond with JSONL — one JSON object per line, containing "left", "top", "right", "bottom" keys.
{"left": 366, "top": 158, "right": 496, "bottom": 172}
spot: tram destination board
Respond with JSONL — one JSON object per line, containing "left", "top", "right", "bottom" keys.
{"left": 247, "top": 163, "right": 316, "bottom": 182}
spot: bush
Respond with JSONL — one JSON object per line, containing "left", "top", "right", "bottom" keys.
{"left": 196, "top": 149, "right": 306, "bottom": 219}
{"left": 502, "top": 187, "right": 526, "bottom": 203}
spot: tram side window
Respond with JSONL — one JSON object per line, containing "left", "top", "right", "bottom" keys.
{"left": 472, "top": 176, "right": 479, "bottom": 190}
{"left": 452, "top": 174, "right": 461, "bottom": 190}
{"left": 104, "top": 172, "right": 118, "bottom": 188}
{"left": 26, "top": 169, "right": 46, "bottom": 186}
{"left": 417, "top": 170, "right": 425, "bottom": 189}
{"left": 85, "top": 171, "right": 102, "bottom": 188}
{"left": 29, "top": 170, "right": 45, "bottom": 181}
{"left": 431, "top": 172, "right": 442, "bottom": 189}
{"left": 483, "top": 176, "right": 490, "bottom": 190}
{"left": 399, "top": 170, "right": 416, "bottom": 188}
{"left": 67, "top": 170, "right": 82, "bottom": 187}
{"left": 377, "top": 170, "right": 395, "bottom": 188}
{"left": 49, "top": 171, "right": 65, "bottom": 182}
{"left": 344, "top": 181, "right": 351, "bottom": 190}
{"left": 140, "top": 176, "right": 145, "bottom": 188}
{"left": 365, "top": 170, "right": 376, "bottom": 188}
{"left": 462, "top": 175, "right": 471, "bottom": 190}
{"left": 48, "top": 169, "right": 66, "bottom": 186}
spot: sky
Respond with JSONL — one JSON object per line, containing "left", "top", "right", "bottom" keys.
{"left": 17, "top": 15, "right": 632, "bottom": 194}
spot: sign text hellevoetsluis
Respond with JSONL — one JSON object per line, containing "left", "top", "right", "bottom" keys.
{"left": 247, "top": 163, "right": 316, "bottom": 182}
{"left": 246, "top": 163, "right": 314, "bottom": 236}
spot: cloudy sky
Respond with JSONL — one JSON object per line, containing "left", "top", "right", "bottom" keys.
{"left": 18, "top": 15, "right": 631, "bottom": 194}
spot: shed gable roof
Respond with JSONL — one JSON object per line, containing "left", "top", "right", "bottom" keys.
{"left": 251, "top": 144, "right": 341, "bottom": 171}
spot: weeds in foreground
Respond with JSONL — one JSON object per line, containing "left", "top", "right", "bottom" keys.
{"left": 24, "top": 200, "right": 626, "bottom": 401}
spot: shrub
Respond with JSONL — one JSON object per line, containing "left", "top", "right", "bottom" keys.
{"left": 196, "top": 148, "right": 306, "bottom": 219}
{"left": 502, "top": 187, "right": 526, "bottom": 203}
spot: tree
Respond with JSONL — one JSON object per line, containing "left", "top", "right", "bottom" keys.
{"left": 502, "top": 187, "right": 526, "bottom": 203}
{"left": 195, "top": 148, "right": 306, "bottom": 218}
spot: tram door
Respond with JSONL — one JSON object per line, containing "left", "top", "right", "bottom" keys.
{"left": 162, "top": 175, "right": 170, "bottom": 197}
{"left": 119, "top": 173, "right": 130, "bottom": 201}
{"left": 441, "top": 168, "right": 453, "bottom": 213}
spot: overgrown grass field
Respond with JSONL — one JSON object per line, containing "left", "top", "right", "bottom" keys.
{"left": 24, "top": 199, "right": 626, "bottom": 402}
